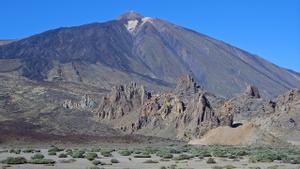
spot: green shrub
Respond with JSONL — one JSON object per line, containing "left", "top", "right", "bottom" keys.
{"left": 1, "top": 157, "right": 27, "bottom": 164}
{"left": 59, "top": 159, "right": 76, "bottom": 163}
{"left": 206, "top": 157, "right": 216, "bottom": 164}
{"left": 71, "top": 150, "right": 85, "bottom": 158}
{"left": 119, "top": 150, "right": 132, "bottom": 156}
{"left": 29, "top": 159, "right": 55, "bottom": 164}
{"left": 85, "top": 152, "right": 98, "bottom": 161}
{"left": 266, "top": 165, "right": 279, "bottom": 169}
{"left": 90, "top": 147, "right": 101, "bottom": 152}
{"left": 86, "top": 166, "right": 100, "bottom": 169}
{"left": 48, "top": 151, "right": 56, "bottom": 156}
{"left": 173, "top": 154, "right": 193, "bottom": 160}
{"left": 22, "top": 149, "right": 35, "bottom": 153}
{"left": 100, "top": 149, "right": 113, "bottom": 157}
{"left": 223, "top": 165, "right": 236, "bottom": 169}
{"left": 48, "top": 145, "right": 64, "bottom": 153}
{"left": 111, "top": 158, "right": 119, "bottom": 163}
{"left": 9, "top": 149, "right": 21, "bottom": 154}
{"left": 31, "top": 153, "right": 44, "bottom": 160}
{"left": 143, "top": 159, "right": 159, "bottom": 163}
{"left": 92, "top": 160, "right": 102, "bottom": 165}
{"left": 58, "top": 153, "right": 68, "bottom": 158}
{"left": 133, "top": 154, "right": 151, "bottom": 158}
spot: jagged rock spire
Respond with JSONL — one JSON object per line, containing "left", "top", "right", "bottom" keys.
{"left": 245, "top": 85, "right": 260, "bottom": 98}
{"left": 175, "top": 74, "right": 201, "bottom": 95}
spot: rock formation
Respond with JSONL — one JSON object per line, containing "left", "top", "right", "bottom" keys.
{"left": 63, "top": 94, "right": 96, "bottom": 110}
{"left": 97, "top": 82, "right": 151, "bottom": 120}
{"left": 98, "top": 75, "right": 235, "bottom": 140}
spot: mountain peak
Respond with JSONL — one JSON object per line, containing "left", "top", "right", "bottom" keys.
{"left": 118, "top": 11, "right": 144, "bottom": 20}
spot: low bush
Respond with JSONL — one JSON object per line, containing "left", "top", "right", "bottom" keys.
{"left": 48, "top": 145, "right": 64, "bottom": 153}
{"left": 29, "top": 159, "right": 55, "bottom": 164}
{"left": 85, "top": 152, "right": 98, "bottom": 161}
{"left": 92, "top": 160, "right": 102, "bottom": 165}
{"left": 58, "top": 153, "right": 68, "bottom": 158}
{"left": 1, "top": 157, "right": 27, "bottom": 164}
{"left": 59, "top": 159, "right": 76, "bottom": 163}
{"left": 31, "top": 153, "right": 44, "bottom": 160}
{"left": 206, "top": 157, "right": 216, "bottom": 164}
{"left": 119, "top": 149, "right": 132, "bottom": 156}
{"left": 9, "top": 149, "right": 21, "bottom": 154}
{"left": 71, "top": 150, "right": 85, "bottom": 158}
{"left": 173, "top": 154, "right": 193, "bottom": 160}
{"left": 143, "top": 159, "right": 159, "bottom": 163}
{"left": 133, "top": 154, "right": 151, "bottom": 158}
{"left": 100, "top": 149, "right": 113, "bottom": 157}
{"left": 111, "top": 158, "right": 119, "bottom": 163}
{"left": 22, "top": 149, "right": 35, "bottom": 153}
{"left": 48, "top": 151, "right": 56, "bottom": 156}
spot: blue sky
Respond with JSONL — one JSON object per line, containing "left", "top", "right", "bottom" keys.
{"left": 1, "top": 0, "right": 299, "bottom": 72}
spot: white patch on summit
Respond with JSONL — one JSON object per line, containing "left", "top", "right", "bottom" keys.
{"left": 125, "top": 20, "right": 139, "bottom": 33}
{"left": 142, "top": 17, "right": 154, "bottom": 24}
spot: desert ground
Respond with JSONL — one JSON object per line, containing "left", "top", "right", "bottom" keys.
{"left": 0, "top": 144, "right": 299, "bottom": 169}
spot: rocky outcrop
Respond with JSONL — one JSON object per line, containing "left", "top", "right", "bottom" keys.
{"left": 97, "top": 82, "right": 151, "bottom": 120}
{"left": 175, "top": 74, "right": 201, "bottom": 96}
{"left": 245, "top": 85, "right": 260, "bottom": 98}
{"left": 63, "top": 94, "right": 96, "bottom": 110}
{"left": 130, "top": 75, "right": 233, "bottom": 140}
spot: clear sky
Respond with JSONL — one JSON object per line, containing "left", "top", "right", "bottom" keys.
{"left": 1, "top": 0, "right": 299, "bottom": 72}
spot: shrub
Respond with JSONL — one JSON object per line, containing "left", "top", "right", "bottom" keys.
{"left": 100, "top": 149, "right": 113, "bottom": 157}
{"left": 90, "top": 147, "right": 101, "bottom": 152}
{"left": 86, "top": 166, "right": 100, "bottom": 169}
{"left": 143, "top": 159, "right": 159, "bottom": 163}
{"left": 133, "top": 154, "right": 151, "bottom": 158}
{"left": 71, "top": 150, "right": 85, "bottom": 158}
{"left": 206, "top": 158, "right": 216, "bottom": 164}
{"left": 22, "top": 149, "right": 35, "bottom": 153}
{"left": 29, "top": 159, "right": 55, "bottom": 164}
{"left": 31, "top": 153, "right": 44, "bottom": 160}
{"left": 9, "top": 149, "right": 21, "bottom": 154}
{"left": 92, "top": 160, "right": 102, "bottom": 165}
{"left": 48, "top": 145, "right": 64, "bottom": 153}
{"left": 119, "top": 150, "right": 132, "bottom": 156}
{"left": 1, "top": 157, "right": 27, "bottom": 164}
{"left": 223, "top": 165, "right": 236, "bottom": 169}
{"left": 58, "top": 153, "right": 68, "bottom": 158}
{"left": 173, "top": 154, "right": 193, "bottom": 160}
{"left": 48, "top": 151, "right": 56, "bottom": 156}
{"left": 111, "top": 158, "right": 119, "bottom": 163}
{"left": 59, "top": 159, "right": 76, "bottom": 163}
{"left": 85, "top": 152, "right": 98, "bottom": 161}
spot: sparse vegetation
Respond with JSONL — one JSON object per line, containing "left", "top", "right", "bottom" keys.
{"left": 111, "top": 158, "right": 119, "bottom": 163}
{"left": 133, "top": 154, "right": 151, "bottom": 158}
{"left": 119, "top": 149, "right": 132, "bottom": 156}
{"left": 71, "top": 150, "right": 85, "bottom": 158}
{"left": 100, "top": 149, "right": 114, "bottom": 157}
{"left": 29, "top": 159, "right": 55, "bottom": 164}
{"left": 58, "top": 153, "right": 68, "bottom": 158}
{"left": 31, "top": 153, "right": 44, "bottom": 160}
{"left": 206, "top": 157, "right": 216, "bottom": 164}
{"left": 85, "top": 152, "right": 98, "bottom": 161}
{"left": 143, "top": 159, "right": 159, "bottom": 163}
{"left": 92, "top": 160, "right": 102, "bottom": 165}
{"left": 1, "top": 157, "right": 27, "bottom": 164}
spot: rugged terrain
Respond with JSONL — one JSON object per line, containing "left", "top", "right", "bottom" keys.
{"left": 0, "top": 11, "right": 300, "bottom": 146}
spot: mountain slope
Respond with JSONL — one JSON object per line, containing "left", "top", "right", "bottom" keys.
{"left": 0, "top": 11, "right": 299, "bottom": 97}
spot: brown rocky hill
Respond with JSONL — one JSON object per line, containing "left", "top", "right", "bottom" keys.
{"left": 0, "top": 12, "right": 299, "bottom": 97}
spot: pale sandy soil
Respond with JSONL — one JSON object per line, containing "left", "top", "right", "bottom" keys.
{"left": 0, "top": 148, "right": 299, "bottom": 169}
